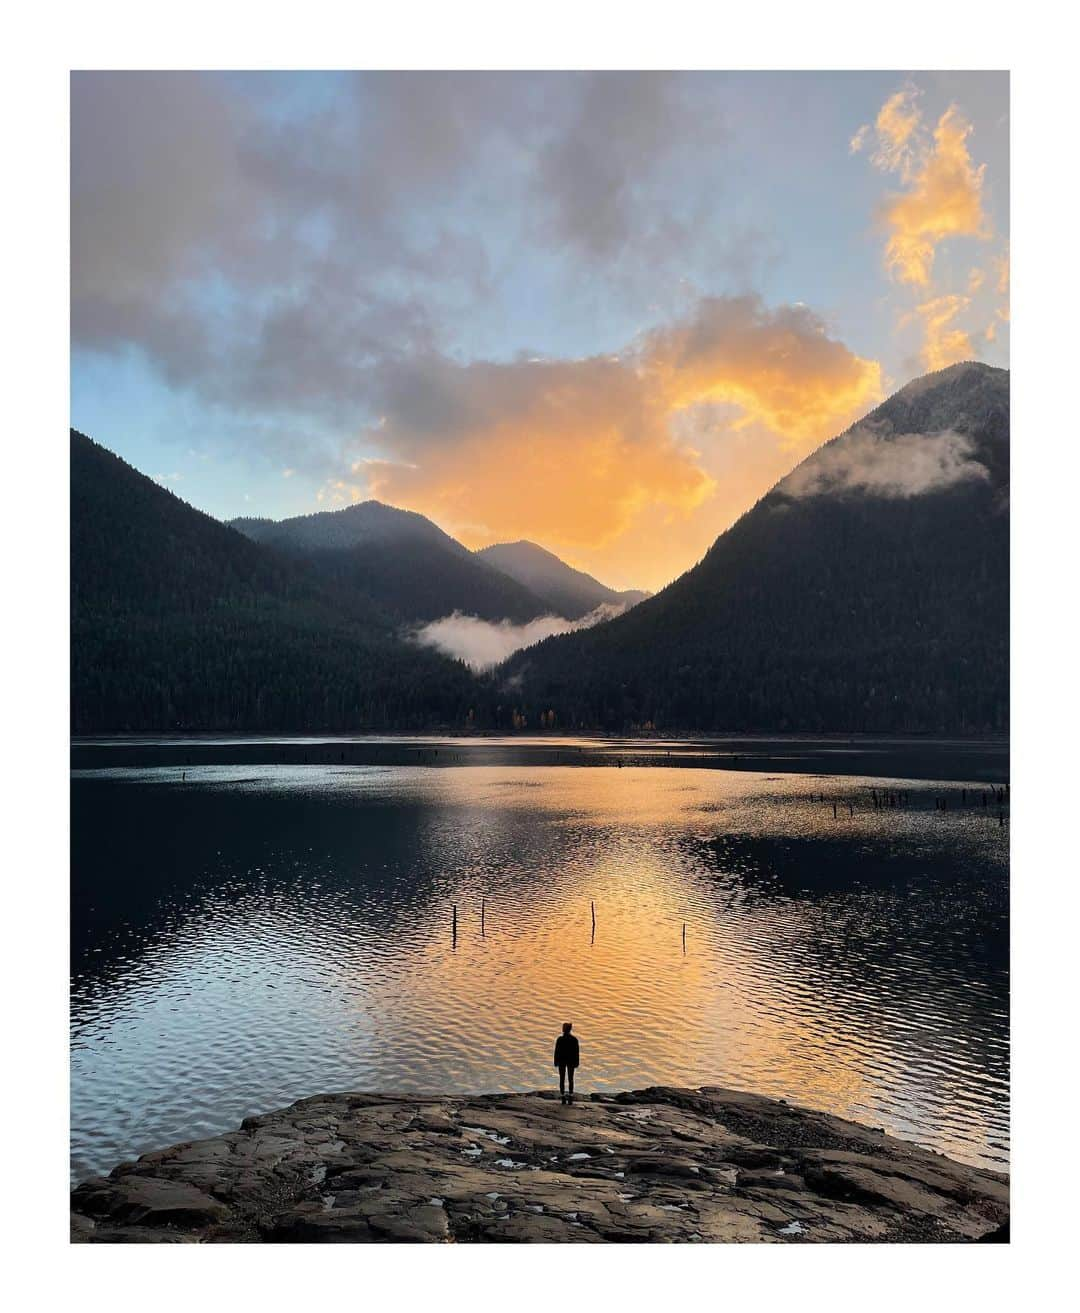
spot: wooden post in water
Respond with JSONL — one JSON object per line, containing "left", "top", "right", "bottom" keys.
{"left": 591, "top": 900, "right": 596, "bottom": 933}
{"left": 452, "top": 903, "right": 457, "bottom": 947}
{"left": 832, "top": 802, "right": 837, "bottom": 819}
{"left": 682, "top": 922, "right": 686, "bottom": 953}
{"left": 481, "top": 898, "right": 486, "bottom": 937}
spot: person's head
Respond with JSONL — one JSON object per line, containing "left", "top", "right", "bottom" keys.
{"left": 562, "top": 1022, "right": 573, "bottom": 1034}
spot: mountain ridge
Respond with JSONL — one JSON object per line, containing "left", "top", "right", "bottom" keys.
{"left": 71, "top": 431, "right": 480, "bottom": 732}
{"left": 229, "top": 501, "right": 553, "bottom": 624}
{"left": 231, "top": 503, "right": 647, "bottom": 625}
{"left": 476, "top": 539, "right": 649, "bottom": 620}
{"left": 71, "top": 360, "right": 1009, "bottom": 734}
{"left": 499, "top": 362, "right": 1009, "bottom": 734}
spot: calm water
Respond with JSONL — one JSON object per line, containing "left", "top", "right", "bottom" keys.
{"left": 71, "top": 762, "right": 1009, "bottom": 1182}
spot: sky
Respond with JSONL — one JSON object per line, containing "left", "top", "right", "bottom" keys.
{"left": 71, "top": 71, "right": 1009, "bottom": 591}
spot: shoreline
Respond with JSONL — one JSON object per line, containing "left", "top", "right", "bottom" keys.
{"left": 71, "top": 733, "right": 1009, "bottom": 783}
{"left": 71, "top": 1085, "right": 1009, "bottom": 1244}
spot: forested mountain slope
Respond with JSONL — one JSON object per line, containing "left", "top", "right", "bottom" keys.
{"left": 476, "top": 540, "right": 649, "bottom": 620}
{"left": 231, "top": 503, "right": 552, "bottom": 624}
{"left": 71, "top": 432, "right": 479, "bottom": 731}
{"left": 500, "top": 363, "right": 1009, "bottom": 734}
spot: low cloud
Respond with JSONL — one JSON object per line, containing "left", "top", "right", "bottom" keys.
{"left": 778, "top": 428, "right": 989, "bottom": 500}
{"left": 413, "top": 603, "right": 627, "bottom": 670}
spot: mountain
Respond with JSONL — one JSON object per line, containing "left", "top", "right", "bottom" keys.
{"left": 475, "top": 540, "right": 650, "bottom": 620}
{"left": 71, "top": 433, "right": 481, "bottom": 732}
{"left": 499, "top": 362, "right": 1009, "bottom": 735}
{"left": 230, "top": 503, "right": 553, "bottom": 624}
{"left": 231, "top": 500, "right": 465, "bottom": 555}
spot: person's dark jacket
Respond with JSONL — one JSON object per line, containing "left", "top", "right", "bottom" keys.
{"left": 554, "top": 1033, "right": 580, "bottom": 1069}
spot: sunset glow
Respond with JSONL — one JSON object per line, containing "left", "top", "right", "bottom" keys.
{"left": 71, "top": 72, "right": 1009, "bottom": 592}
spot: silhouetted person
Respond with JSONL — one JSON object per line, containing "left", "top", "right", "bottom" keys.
{"left": 554, "top": 1022, "right": 579, "bottom": 1104}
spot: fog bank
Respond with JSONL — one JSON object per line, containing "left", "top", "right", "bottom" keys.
{"left": 780, "top": 428, "right": 989, "bottom": 500}
{"left": 414, "top": 603, "right": 627, "bottom": 670}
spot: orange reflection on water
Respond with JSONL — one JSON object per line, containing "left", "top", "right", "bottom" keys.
{"left": 344, "top": 769, "right": 890, "bottom": 1120}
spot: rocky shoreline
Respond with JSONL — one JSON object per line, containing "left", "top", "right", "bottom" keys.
{"left": 70, "top": 1086, "right": 1008, "bottom": 1243}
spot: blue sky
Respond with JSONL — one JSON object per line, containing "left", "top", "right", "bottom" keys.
{"left": 71, "top": 71, "right": 1009, "bottom": 589}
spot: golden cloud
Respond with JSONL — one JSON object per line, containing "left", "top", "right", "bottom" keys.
{"left": 879, "top": 106, "right": 989, "bottom": 287}
{"left": 849, "top": 124, "right": 870, "bottom": 155}
{"left": 994, "top": 246, "right": 1010, "bottom": 296}
{"left": 355, "top": 297, "right": 883, "bottom": 587}
{"left": 643, "top": 297, "right": 882, "bottom": 447}
{"left": 872, "top": 85, "right": 923, "bottom": 177}
{"left": 363, "top": 355, "right": 716, "bottom": 551}
{"left": 912, "top": 294, "right": 974, "bottom": 371}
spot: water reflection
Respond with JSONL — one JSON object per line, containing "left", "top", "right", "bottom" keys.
{"left": 71, "top": 766, "right": 1008, "bottom": 1182}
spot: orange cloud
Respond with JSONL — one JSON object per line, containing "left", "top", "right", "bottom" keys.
{"left": 879, "top": 106, "right": 989, "bottom": 287}
{"left": 364, "top": 355, "right": 715, "bottom": 552}
{"left": 871, "top": 85, "right": 922, "bottom": 177}
{"left": 354, "top": 297, "right": 882, "bottom": 588}
{"left": 643, "top": 297, "right": 882, "bottom": 448}
{"left": 367, "top": 365, "right": 713, "bottom": 554}
{"left": 994, "top": 245, "right": 1010, "bottom": 296}
{"left": 912, "top": 294, "right": 975, "bottom": 371}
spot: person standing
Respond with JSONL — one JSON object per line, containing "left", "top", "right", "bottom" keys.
{"left": 554, "top": 1022, "right": 580, "bottom": 1104}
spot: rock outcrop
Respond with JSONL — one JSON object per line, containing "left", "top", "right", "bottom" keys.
{"left": 70, "top": 1086, "right": 1008, "bottom": 1243}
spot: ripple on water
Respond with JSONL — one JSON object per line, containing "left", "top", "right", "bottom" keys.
{"left": 71, "top": 766, "right": 1008, "bottom": 1182}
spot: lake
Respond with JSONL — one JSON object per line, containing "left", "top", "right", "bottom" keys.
{"left": 71, "top": 744, "right": 1009, "bottom": 1183}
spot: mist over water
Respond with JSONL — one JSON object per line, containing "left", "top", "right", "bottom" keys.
{"left": 71, "top": 762, "right": 1008, "bottom": 1183}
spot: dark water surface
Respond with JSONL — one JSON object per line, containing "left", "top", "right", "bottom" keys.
{"left": 71, "top": 757, "right": 1008, "bottom": 1183}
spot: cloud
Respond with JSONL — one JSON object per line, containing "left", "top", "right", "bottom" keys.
{"left": 849, "top": 124, "right": 870, "bottom": 155}
{"left": 911, "top": 294, "right": 975, "bottom": 371}
{"left": 878, "top": 105, "right": 990, "bottom": 287}
{"left": 778, "top": 428, "right": 989, "bottom": 500}
{"left": 870, "top": 85, "right": 923, "bottom": 177}
{"left": 70, "top": 71, "right": 735, "bottom": 403}
{"left": 361, "top": 352, "right": 715, "bottom": 550}
{"left": 854, "top": 84, "right": 1003, "bottom": 377}
{"left": 642, "top": 296, "right": 883, "bottom": 447}
{"left": 356, "top": 295, "right": 882, "bottom": 554}
{"left": 71, "top": 73, "right": 250, "bottom": 309}
{"left": 994, "top": 245, "right": 1010, "bottom": 296}
{"left": 531, "top": 72, "right": 715, "bottom": 263}
{"left": 413, "top": 603, "right": 627, "bottom": 670}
